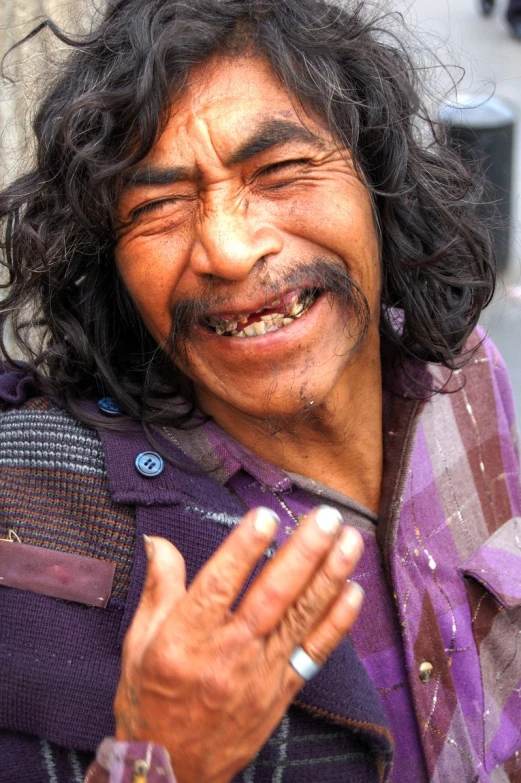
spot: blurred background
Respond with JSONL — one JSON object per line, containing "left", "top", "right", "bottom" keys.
{"left": 0, "top": 0, "right": 520, "bottom": 421}
{"left": 392, "top": 0, "right": 521, "bottom": 424}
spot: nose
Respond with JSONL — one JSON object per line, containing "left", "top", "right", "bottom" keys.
{"left": 190, "top": 196, "right": 283, "bottom": 280}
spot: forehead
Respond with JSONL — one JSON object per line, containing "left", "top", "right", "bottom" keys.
{"left": 143, "top": 54, "right": 332, "bottom": 165}
{"left": 183, "top": 54, "right": 292, "bottom": 116}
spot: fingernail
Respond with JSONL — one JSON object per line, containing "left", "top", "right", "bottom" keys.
{"left": 339, "top": 527, "right": 364, "bottom": 559}
{"left": 143, "top": 534, "right": 154, "bottom": 560}
{"left": 253, "top": 507, "right": 280, "bottom": 536}
{"left": 315, "top": 505, "right": 342, "bottom": 535}
{"left": 345, "top": 582, "right": 365, "bottom": 610}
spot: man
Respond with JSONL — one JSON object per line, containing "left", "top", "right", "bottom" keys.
{"left": 0, "top": 0, "right": 519, "bottom": 781}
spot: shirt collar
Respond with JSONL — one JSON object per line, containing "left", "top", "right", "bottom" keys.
{"left": 162, "top": 417, "right": 292, "bottom": 492}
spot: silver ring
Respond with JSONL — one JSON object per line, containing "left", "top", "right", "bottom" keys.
{"left": 288, "top": 646, "right": 322, "bottom": 681}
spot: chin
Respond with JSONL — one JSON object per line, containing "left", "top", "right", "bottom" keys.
{"left": 195, "top": 371, "right": 339, "bottom": 430}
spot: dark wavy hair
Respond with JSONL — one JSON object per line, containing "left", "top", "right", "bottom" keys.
{"left": 0, "top": 0, "right": 495, "bottom": 427}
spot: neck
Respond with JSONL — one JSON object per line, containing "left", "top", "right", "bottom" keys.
{"left": 196, "top": 363, "right": 384, "bottom": 515}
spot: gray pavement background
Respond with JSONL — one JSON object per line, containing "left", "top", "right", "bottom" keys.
{"left": 391, "top": 0, "right": 521, "bottom": 423}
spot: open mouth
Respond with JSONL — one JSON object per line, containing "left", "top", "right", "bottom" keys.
{"left": 204, "top": 288, "right": 321, "bottom": 338}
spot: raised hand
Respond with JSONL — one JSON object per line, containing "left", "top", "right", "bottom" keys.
{"left": 114, "top": 505, "right": 364, "bottom": 783}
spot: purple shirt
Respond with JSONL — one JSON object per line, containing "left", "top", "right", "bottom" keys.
{"left": 162, "top": 415, "right": 429, "bottom": 782}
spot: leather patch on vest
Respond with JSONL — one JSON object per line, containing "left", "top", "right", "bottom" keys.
{"left": 0, "top": 539, "right": 115, "bottom": 607}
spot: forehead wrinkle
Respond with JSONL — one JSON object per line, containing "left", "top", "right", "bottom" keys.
{"left": 190, "top": 115, "right": 231, "bottom": 172}
{"left": 121, "top": 109, "right": 332, "bottom": 194}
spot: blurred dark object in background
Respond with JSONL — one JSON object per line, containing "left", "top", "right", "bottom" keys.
{"left": 478, "top": 0, "right": 521, "bottom": 40}
{"left": 440, "top": 94, "right": 517, "bottom": 275}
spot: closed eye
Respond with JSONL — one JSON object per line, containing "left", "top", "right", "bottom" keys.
{"left": 131, "top": 196, "right": 189, "bottom": 220}
{"left": 257, "top": 158, "right": 312, "bottom": 178}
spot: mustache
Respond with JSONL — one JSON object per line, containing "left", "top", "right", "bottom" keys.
{"left": 168, "top": 257, "right": 371, "bottom": 355}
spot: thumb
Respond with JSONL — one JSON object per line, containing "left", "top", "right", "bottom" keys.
{"left": 134, "top": 535, "right": 187, "bottom": 623}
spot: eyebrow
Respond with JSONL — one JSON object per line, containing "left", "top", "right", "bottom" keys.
{"left": 121, "top": 118, "right": 323, "bottom": 189}
{"left": 121, "top": 165, "right": 193, "bottom": 188}
{"left": 226, "top": 119, "right": 323, "bottom": 165}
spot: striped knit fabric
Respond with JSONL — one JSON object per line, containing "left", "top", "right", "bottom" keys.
{"left": 0, "top": 397, "right": 135, "bottom": 601}
{"left": 0, "top": 398, "right": 137, "bottom": 782}
{"left": 1, "top": 731, "right": 93, "bottom": 783}
{"left": 2, "top": 706, "right": 379, "bottom": 783}
{"left": 236, "top": 708, "right": 380, "bottom": 782}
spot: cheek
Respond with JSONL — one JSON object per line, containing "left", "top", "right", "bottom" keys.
{"left": 283, "top": 189, "right": 380, "bottom": 292}
{"left": 115, "top": 244, "right": 180, "bottom": 340}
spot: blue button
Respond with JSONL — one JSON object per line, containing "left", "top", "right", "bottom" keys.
{"left": 135, "top": 451, "right": 164, "bottom": 478}
{"left": 98, "top": 397, "right": 122, "bottom": 416}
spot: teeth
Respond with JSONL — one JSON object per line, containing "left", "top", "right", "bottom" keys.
{"left": 211, "top": 290, "right": 318, "bottom": 337}
{"left": 261, "top": 312, "right": 285, "bottom": 325}
{"left": 290, "top": 297, "right": 310, "bottom": 317}
{"left": 237, "top": 316, "right": 287, "bottom": 337}
{"left": 252, "top": 321, "right": 266, "bottom": 335}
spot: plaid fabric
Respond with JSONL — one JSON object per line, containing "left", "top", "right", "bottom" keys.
{"left": 383, "top": 332, "right": 521, "bottom": 781}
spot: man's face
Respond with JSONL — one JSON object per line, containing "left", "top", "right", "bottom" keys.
{"left": 116, "top": 55, "right": 381, "bottom": 426}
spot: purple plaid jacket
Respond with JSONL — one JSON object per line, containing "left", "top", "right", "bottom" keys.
{"left": 0, "top": 328, "right": 520, "bottom": 782}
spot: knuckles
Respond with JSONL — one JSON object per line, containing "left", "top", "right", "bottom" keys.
{"left": 128, "top": 627, "right": 269, "bottom": 710}
{"left": 200, "top": 665, "right": 235, "bottom": 705}
{"left": 192, "top": 568, "right": 233, "bottom": 611}
{"left": 299, "top": 638, "right": 327, "bottom": 667}
{"left": 257, "top": 579, "right": 287, "bottom": 609}
{"left": 283, "top": 594, "right": 317, "bottom": 637}
{"left": 292, "top": 529, "right": 331, "bottom": 565}
{"left": 140, "top": 637, "right": 195, "bottom": 685}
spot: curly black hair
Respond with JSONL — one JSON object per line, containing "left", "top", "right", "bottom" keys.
{"left": 0, "top": 0, "right": 495, "bottom": 427}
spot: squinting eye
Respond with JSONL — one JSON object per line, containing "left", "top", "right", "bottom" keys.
{"left": 258, "top": 158, "right": 312, "bottom": 178}
{"left": 131, "top": 197, "right": 187, "bottom": 220}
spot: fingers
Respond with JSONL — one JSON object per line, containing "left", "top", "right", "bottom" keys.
{"left": 185, "top": 507, "right": 280, "bottom": 621}
{"left": 132, "top": 504, "right": 362, "bottom": 679}
{"left": 285, "top": 581, "right": 365, "bottom": 689}
{"left": 236, "top": 506, "right": 361, "bottom": 637}
{"left": 268, "top": 524, "right": 364, "bottom": 656}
